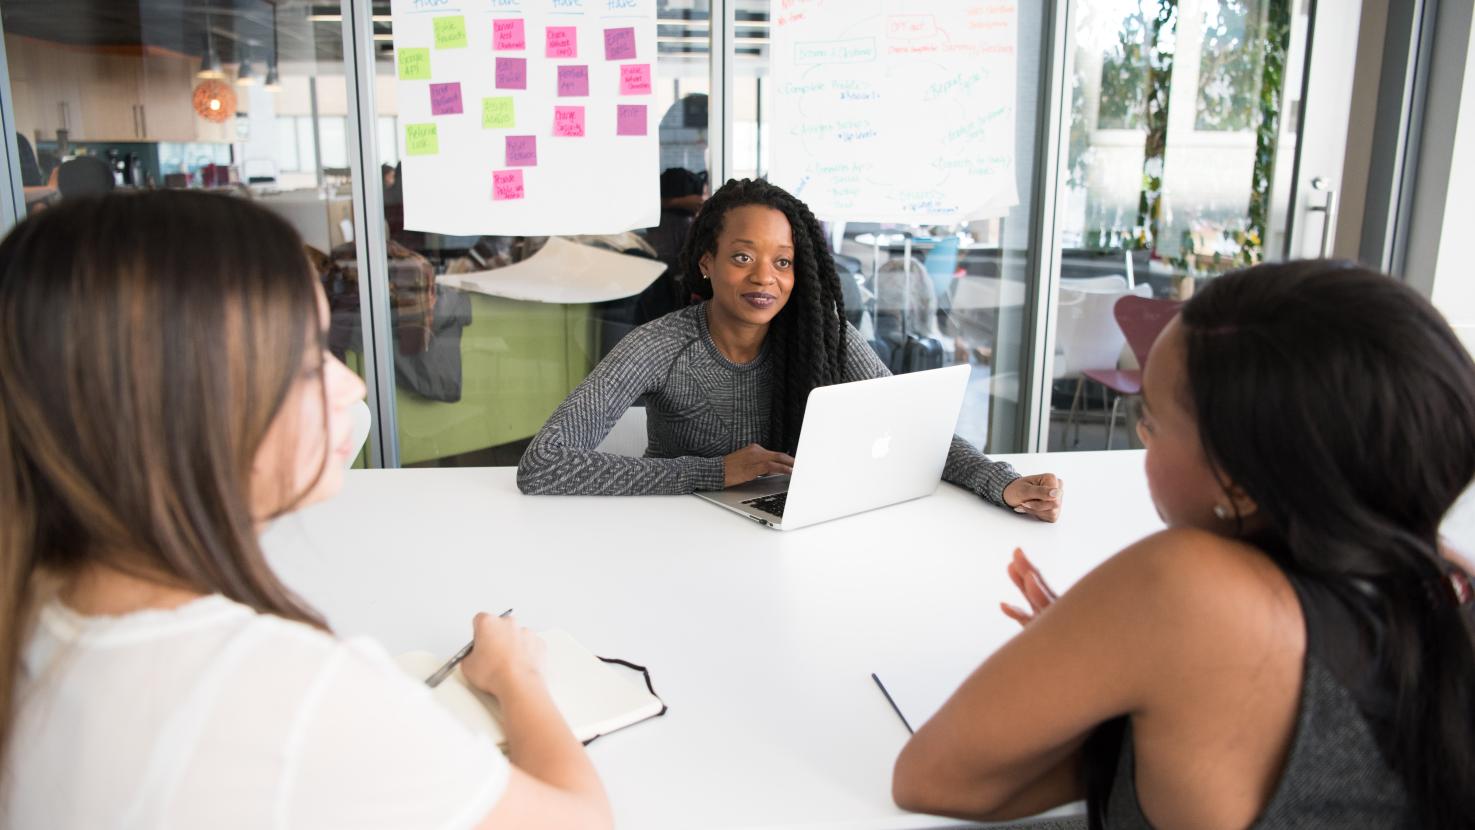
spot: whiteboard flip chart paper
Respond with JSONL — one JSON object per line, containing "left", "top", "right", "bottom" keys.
{"left": 391, "top": 0, "right": 660, "bottom": 236}
{"left": 770, "top": 1, "right": 1020, "bottom": 225}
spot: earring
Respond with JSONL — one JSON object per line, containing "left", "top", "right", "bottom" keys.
{"left": 702, "top": 272, "right": 709, "bottom": 280}
{"left": 1213, "top": 504, "right": 1231, "bottom": 520}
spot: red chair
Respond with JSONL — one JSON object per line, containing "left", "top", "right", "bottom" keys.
{"left": 1080, "top": 295, "right": 1183, "bottom": 449}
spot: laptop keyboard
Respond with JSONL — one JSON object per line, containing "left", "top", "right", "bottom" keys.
{"left": 742, "top": 491, "right": 788, "bottom": 519}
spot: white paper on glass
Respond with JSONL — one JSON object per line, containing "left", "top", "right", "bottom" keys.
{"left": 440, "top": 236, "right": 665, "bottom": 303}
{"left": 390, "top": 0, "right": 660, "bottom": 236}
{"left": 769, "top": 1, "right": 1020, "bottom": 225}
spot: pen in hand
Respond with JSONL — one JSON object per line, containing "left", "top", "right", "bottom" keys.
{"left": 425, "top": 608, "right": 513, "bottom": 688}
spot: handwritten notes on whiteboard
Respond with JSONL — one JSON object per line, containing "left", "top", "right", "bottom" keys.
{"left": 770, "top": 1, "right": 1020, "bottom": 224}
{"left": 391, "top": 0, "right": 658, "bottom": 236}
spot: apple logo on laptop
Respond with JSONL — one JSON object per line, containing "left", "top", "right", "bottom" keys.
{"left": 871, "top": 432, "right": 893, "bottom": 459}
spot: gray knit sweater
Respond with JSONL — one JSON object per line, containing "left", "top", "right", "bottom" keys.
{"left": 516, "top": 303, "right": 1020, "bottom": 502}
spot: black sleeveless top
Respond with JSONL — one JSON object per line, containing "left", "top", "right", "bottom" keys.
{"left": 1085, "top": 570, "right": 1468, "bottom": 828}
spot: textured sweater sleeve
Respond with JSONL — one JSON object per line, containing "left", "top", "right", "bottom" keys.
{"left": 840, "top": 323, "right": 1019, "bottom": 506}
{"left": 516, "top": 321, "right": 727, "bottom": 495}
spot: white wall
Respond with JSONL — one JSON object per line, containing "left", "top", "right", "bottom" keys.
{"left": 1418, "top": 1, "right": 1475, "bottom": 355}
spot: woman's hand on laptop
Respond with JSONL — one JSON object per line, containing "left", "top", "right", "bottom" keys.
{"left": 1002, "top": 473, "right": 1063, "bottom": 522}
{"left": 724, "top": 443, "right": 796, "bottom": 487}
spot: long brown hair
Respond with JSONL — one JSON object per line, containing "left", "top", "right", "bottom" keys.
{"left": 0, "top": 191, "right": 332, "bottom": 766}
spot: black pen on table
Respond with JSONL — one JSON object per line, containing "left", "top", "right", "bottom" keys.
{"left": 425, "top": 608, "right": 513, "bottom": 688}
{"left": 871, "top": 672, "right": 915, "bottom": 734}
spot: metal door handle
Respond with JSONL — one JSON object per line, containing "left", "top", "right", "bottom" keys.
{"left": 1307, "top": 176, "right": 1338, "bottom": 258}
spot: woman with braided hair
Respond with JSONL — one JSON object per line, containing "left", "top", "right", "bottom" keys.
{"left": 518, "top": 178, "right": 1063, "bottom": 520}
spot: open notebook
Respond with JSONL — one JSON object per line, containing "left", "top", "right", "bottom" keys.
{"left": 396, "top": 629, "right": 665, "bottom": 746}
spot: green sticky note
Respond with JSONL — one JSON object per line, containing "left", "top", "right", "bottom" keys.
{"left": 397, "top": 47, "right": 431, "bottom": 80}
{"left": 482, "top": 97, "right": 515, "bottom": 129}
{"left": 405, "top": 123, "right": 439, "bottom": 156}
{"left": 433, "top": 16, "right": 468, "bottom": 49}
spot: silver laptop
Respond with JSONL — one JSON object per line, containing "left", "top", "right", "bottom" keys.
{"left": 694, "top": 364, "right": 971, "bottom": 531}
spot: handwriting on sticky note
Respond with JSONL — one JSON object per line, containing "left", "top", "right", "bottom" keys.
{"left": 506, "top": 135, "right": 538, "bottom": 167}
{"left": 433, "top": 16, "right": 468, "bottom": 49}
{"left": 482, "top": 97, "right": 515, "bottom": 129}
{"left": 493, "top": 169, "right": 525, "bottom": 200}
{"left": 405, "top": 123, "right": 439, "bottom": 156}
{"left": 619, "top": 64, "right": 651, "bottom": 95}
{"left": 604, "top": 27, "right": 636, "bottom": 60}
{"left": 397, "top": 48, "right": 431, "bottom": 80}
{"left": 545, "top": 26, "right": 577, "bottom": 58}
{"left": 496, "top": 57, "right": 527, "bottom": 90}
{"left": 616, "top": 104, "right": 647, "bottom": 136}
{"left": 553, "top": 106, "right": 586, "bottom": 137}
{"left": 493, "top": 18, "right": 525, "bottom": 50}
{"left": 429, "top": 82, "right": 463, "bottom": 115}
{"left": 557, "top": 65, "right": 589, "bottom": 97}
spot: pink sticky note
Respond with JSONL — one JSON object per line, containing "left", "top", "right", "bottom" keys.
{"left": 506, "top": 135, "right": 538, "bottom": 167}
{"left": 495, "top": 57, "right": 527, "bottom": 90}
{"left": 493, "top": 169, "right": 525, "bottom": 201}
{"left": 545, "top": 26, "right": 577, "bottom": 58}
{"left": 619, "top": 63, "right": 652, "bottom": 95}
{"left": 553, "top": 105, "right": 586, "bottom": 137}
{"left": 604, "top": 27, "right": 636, "bottom": 60}
{"left": 429, "top": 82, "right": 463, "bottom": 115}
{"left": 616, "top": 104, "right": 647, "bottom": 136}
{"left": 557, "top": 65, "right": 589, "bottom": 97}
{"left": 493, "top": 19, "right": 525, "bottom": 50}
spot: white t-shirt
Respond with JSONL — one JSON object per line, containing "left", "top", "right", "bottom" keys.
{"left": 3, "top": 594, "right": 509, "bottom": 830}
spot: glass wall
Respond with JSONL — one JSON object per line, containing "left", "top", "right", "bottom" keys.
{"left": 0, "top": 0, "right": 1342, "bottom": 463}
{"left": 733, "top": 0, "right": 1050, "bottom": 454}
{"left": 1047, "top": 0, "right": 1307, "bottom": 451}
{"left": 360, "top": 1, "right": 714, "bottom": 467}
{"left": 0, "top": 0, "right": 368, "bottom": 458}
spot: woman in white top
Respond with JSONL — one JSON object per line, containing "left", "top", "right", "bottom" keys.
{"left": 0, "top": 191, "right": 611, "bottom": 829}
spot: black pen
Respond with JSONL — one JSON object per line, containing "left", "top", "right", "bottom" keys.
{"left": 871, "top": 672, "right": 914, "bottom": 734}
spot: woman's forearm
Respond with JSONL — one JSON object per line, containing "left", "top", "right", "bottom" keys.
{"left": 496, "top": 675, "right": 608, "bottom": 808}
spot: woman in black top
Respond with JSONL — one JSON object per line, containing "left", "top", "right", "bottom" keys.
{"left": 892, "top": 261, "right": 1475, "bottom": 828}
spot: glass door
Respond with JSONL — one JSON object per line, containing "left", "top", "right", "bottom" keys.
{"left": 1046, "top": 0, "right": 1360, "bottom": 452}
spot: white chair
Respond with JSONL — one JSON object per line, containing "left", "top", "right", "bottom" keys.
{"left": 1054, "top": 283, "right": 1152, "bottom": 445}
{"left": 875, "top": 256, "right": 950, "bottom": 345}
{"left": 595, "top": 406, "right": 648, "bottom": 457}
{"left": 346, "top": 399, "right": 372, "bottom": 468}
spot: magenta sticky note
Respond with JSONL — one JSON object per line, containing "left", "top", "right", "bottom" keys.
{"left": 493, "top": 169, "right": 525, "bottom": 200}
{"left": 493, "top": 19, "right": 525, "bottom": 50}
{"left": 619, "top": 63, "right": 652, "bottom": 95}
{"left": 557, "top": 65, "right": 589, "bottom": 97}
{"left": 545, "top": 26, "right": 577, "bottom": 58}
{"left": 505, "top": 135, "right": 538, "bottom": 167}
{"left": 495, "top": 57, "right": 527, "bottom": 90}
{"left": 553, "top": 105, "right": 586, "bottom": 137}
{"left": 429, "top": 82, "right": 463, "bottom": 115}
{"left": 616, "top": 104, "right": 647, "bottom": 136}
{"left": 604, "top": 27, "right": 636, "bottom": 60}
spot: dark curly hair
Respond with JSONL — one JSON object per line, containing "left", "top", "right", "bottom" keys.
{"left": 678, "top": 178, "right": 847, "bottom": 454}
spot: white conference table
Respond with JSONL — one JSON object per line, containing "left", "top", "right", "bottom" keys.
{"left": 260, "top": 451, "right": 1475, "bottom": 830}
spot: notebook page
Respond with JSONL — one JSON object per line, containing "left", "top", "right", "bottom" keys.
{"left": 396, "top": 629, "right": 661, "bottom": 745}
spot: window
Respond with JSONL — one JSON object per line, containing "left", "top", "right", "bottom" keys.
{"left": 1049, "top": 0, "right": 1306, "bottom": 452}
